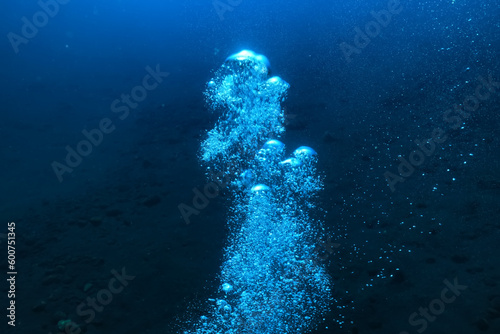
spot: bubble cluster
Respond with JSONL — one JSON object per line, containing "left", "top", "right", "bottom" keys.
{"left": 185, "top": 51, "right": 331, "bottom": 334}
{"left": 200, "top": 50, "right": 289, "bottom": 180}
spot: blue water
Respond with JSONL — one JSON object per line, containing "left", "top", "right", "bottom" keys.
{"left": 0, "top": 1, "right": 499, "bottom": 334}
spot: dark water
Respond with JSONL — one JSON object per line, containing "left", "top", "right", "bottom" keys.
{"left": 1, "top": 0, "right": 499, "bottom": 333}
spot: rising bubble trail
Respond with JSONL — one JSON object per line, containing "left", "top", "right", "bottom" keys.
{"left": 184, "top": 50, "right": 331, "bottom": 334}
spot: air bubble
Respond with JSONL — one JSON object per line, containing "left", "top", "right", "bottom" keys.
{"left": 280, "top": 158, "right": 302, "bottom": 167}
{"left": 263, "top": 139, "right": 285, "bottom": 151}
{"left": 293, "top": 146, "right": 317, "bottom": 157}
{"left": 222, "top": 283, "right": 233, "bottom": 293}
{"left": 225, "top": 50, "right": 270, "bottom": 70}
{"left": 251, "top": 184, "right": 271, "bottom": 193}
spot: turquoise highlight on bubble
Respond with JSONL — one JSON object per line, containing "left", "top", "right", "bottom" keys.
{"left": 279, "top": 157, "right": 302, "bottom": 168}
{"left": 225, "top": 50, "right": 271, "bottom": 70}
{"left": 250, "top": 184, "right": 270, "bottom": 193}
{"left": 293, "top": 146, "right": 317, "bottom": 157}
{"left": 262, "top": 139, "right": 285, "bottom": 151}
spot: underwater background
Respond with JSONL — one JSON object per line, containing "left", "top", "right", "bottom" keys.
{"left": 1, "top": 0, "right": 499, "bottom": 333}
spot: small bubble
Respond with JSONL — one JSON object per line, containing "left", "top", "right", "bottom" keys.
{"left": 222, "top": 283, "right": 233, "bottom": 293}
{"left": 251, "top": 184, "right": 270, "bottom": 193}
